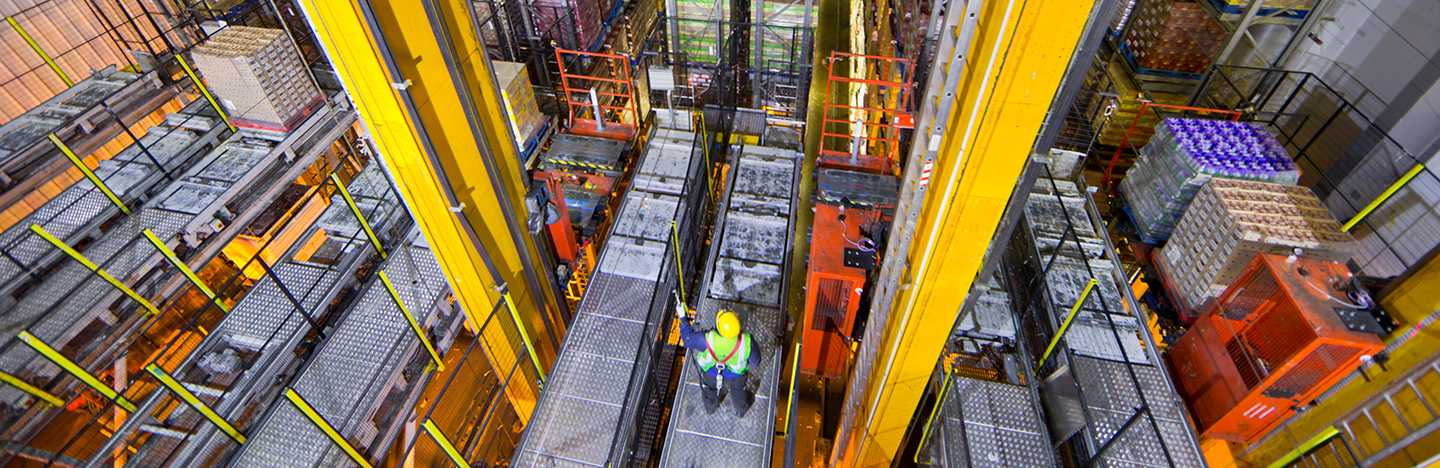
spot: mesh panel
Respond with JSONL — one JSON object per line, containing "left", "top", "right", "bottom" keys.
{"left": 1247, "top": 300, "right": 1311, "bottom": 365}
{"left": 1226, "top": 339, "right": 1263, "bottom": 389}
{"left": 1271, "top": 343, "right": 1360, "bottom": 396}
{"left": 811, "top": 277, "right": 850, "bottom": 332}
{"left": 1220, "top": 263, "right": 1280, "bottom": 321}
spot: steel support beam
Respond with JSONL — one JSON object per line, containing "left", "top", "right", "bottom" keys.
{"left": 294, "top": 0, "right": 569, "bottom": 419}
{"left": 830, "top": 0, "right": 1097, "bottom": 464}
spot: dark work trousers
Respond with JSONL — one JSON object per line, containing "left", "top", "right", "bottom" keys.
{"left": 699, "top": 370, "right": 754, "bottom": 417}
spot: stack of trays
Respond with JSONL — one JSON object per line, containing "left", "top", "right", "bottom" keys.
{"left": 191, "top": 26, "right": 322, "bottom": 132}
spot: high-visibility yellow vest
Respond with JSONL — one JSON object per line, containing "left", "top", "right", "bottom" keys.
{"left": 696, "top": 331, "right": 751, "bottom": 374}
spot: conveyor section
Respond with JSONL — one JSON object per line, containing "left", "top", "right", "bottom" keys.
{"left": 1019, "top": 176, "right": 1205, "bottom": 468}
{"left": 113, "top": 163, "right": 406, "bottom": 467}
{"left": 0, "top": 98, "right": 353, "bottom": 439}
{"left": 933, "top": 377, "right": 1054, "bottom": 467}
{"left": 0, "top": 66, "right": 164, "bottom": 187}
{"left": 513, "top": 129, "right": 701, "bottom": 467}
{"left": 658, "top": 145, "right": 800, "bottom": 468}
{"left": 0, "top": 101, "right": 224, "bottom": 302}
{"left": 229, "top": 242, "right": 455, "bottom": 468}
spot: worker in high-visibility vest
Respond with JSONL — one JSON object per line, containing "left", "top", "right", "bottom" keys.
{"left": 676, "top": 293, "right": 761, "bottom": 416}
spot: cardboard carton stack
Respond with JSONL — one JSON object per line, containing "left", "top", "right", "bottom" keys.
{"left": 533, "top": 0, "right": 603, "bottom": 50}
{"left": 1123, "top": 0, "right": 1227, "bottom": 74}
{"left": 493, "top": 61, "right": 545, "bottom": 150}
{"left": 1156, "top": 178, "right": 1356, "bottom": 317}
{"left": 191, "top": 26, "right": 321, "bottom": 132}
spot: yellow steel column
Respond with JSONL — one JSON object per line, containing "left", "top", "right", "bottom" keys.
{"left": 295, "top": 0, "right": 561, "bottom": 419}
{"left": 832, "top": 0, "right": 1095, "bottom": 464}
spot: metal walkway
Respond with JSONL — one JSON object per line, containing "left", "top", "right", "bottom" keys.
{"left": 0, "top": 100, "right": 224, "bottom": 302}
{"left": 933, "top": 376, "right": 1053, "bottom": 467}
{"left": 0, "top": 97, "right": 353, "bottom": 402}
{"left": 513, "top": 128, "right": 704, "bottom": 467}
{"left": 1013, "top": 173, "right": 1205, "bottom": 468}
{"left": 112, "top": 162, "right": 409, "bottom": 467}
{"left": 229, "top": 241, "right": 455, "bottom": 468}
{"left": 658, "top": 144, "right": 801, "bottom": 467}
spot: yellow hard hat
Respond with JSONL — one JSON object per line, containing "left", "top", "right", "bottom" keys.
{"left": 716, "top": 311, "right": 741, "bottom": 338}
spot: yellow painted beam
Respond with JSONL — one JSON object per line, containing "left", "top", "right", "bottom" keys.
{"left": 31, "top": 224, "right": 158, "bottom": 315}
{"left": 0, "top": 370, "right": 64, "bottom": 407}
{"left": 6, "top": 16, "right": 72, "bottom": 86}
{"left": 145, "top": 364, "right": 246, "bottom": 444}
{"left": 329, "top": 172, "right": 387, "bottom": 259}
{"left": 422, "top": 419, "right": 471, "bottom": 468}
{"left": 49, "top": 134, "right": 129, "bottom": 215}
{"left": 18, "top": 331, "right": 136, "bottom": 412}
{"left": 144, "top": 229, "right": 229, "bottom": 313}
{"left": 293, "top": 0, "right": 557, "bottom": 418}
{"left": 283, "top": 389, "right": 374, "bottom": 468}
{"left": 380, "top": 271, "right": 444, "bottom": 371}
{"left": 833, "top": 0, "right": 1097, "bottom": 464}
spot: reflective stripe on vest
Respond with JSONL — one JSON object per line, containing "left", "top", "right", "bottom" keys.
{"left": 696, "top": 332, "right": 750, "bottom": 374}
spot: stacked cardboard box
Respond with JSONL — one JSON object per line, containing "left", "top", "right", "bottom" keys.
{"left": 493, "top": 61, "right": 545, "bottom": 149}
{"left": 1119, "top": 118, "right": 1298, "bottom": 242}
{"left": 1123, "top": 0, "right": 1226, "bottom": 74}
{"left": 1109, "top": 0, "right": 1139, "bottom": 34}
{"left": 191, "top": 26, "right": 321, "bottom": 132}
{"left": 533, "top": 0, "right": 603, "bottom": 51}
{"left": 1156, "top": 178, "right": 1356, "bottom": 316}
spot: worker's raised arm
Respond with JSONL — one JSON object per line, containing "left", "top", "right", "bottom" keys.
{"left": 678, "top": 316, "right": 708, "bottom": 350}
{"left": 746, "top": 333, "right": 761, "bottom": 368}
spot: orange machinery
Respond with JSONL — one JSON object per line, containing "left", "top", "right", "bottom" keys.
{"left": 800, "top": 168, "right": 898, "bottom": 379}
{"left": 817, "top": 52, "right": 914, "bottom": 175}
{"left": 1171, "top": 253, "right": 1385, "bottom": 443}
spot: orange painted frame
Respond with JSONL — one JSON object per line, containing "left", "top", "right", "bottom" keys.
{"left": 555, "top": 49, "right": 638, "bottom": 141}
{"left": 818, "top": 52, "right": 914, "bottom": 175}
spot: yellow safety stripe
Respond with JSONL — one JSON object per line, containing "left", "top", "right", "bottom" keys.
{"left": 283, "top": 388, "right": 375, "bottom": 468}
{"left": 915, "top": 368, "right": 955, "bottom": 463}
{"left": 145, "top": 364, "right": 245, "bottom": 444}
{"left": 0, "top": 369, "right": 64, "bottom": 407}
{"left": 175, "top": 55, "right": 235, "bottom": 131}
{"left": 6, "top": 17, "right": 72, "bottom": 86}
{"left": 31, "top": 225, "right": 158, "bottom": 315}
{"left": 422, "top": 419, "right": 471, "bottom": 468}
{"left": 781, "top": 343, "right": 800, "bottom": 435}
{"left": 669, "top": 221, "right": 685, "bottom": 303}
{"left": 1343, "top": 164, "right": 1425, "bottom": 232}
{"left": 1265, "top": 427, "right": 1339, "bottom": 468}
{"left": 502, "top": 291, "right": 546, "bottom": 383}
{"left": 1038, "top": 279, "right": 1099, "bottom": 369}
{"left": 18, "top": 331, "right": 136, "bottom": 411}
{"left": 143, "top": 229, "right": 229, "bottom": 313}
{"left": 380, "top": 271, "right": 444, "bottom": 371}
{"left": 328, "top": 173, "right": 387, "bottom": 259}
{"left": 48, "top": 134, "right": 129, "bottom": 215}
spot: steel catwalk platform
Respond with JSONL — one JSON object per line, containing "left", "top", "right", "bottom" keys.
{"left": 0, "top": 95, "right": 356, "bottom": 453}
{"left": 513, "top": 129, "right": 703, "bottom": 468}
{"left": 657, "top": 144, "right": 801, "bottom": 468}
{"left": 1014, "top": 172, "right": 1205, "bottom": 468}
{"left": 933, "top": 376, "right": 1054, "bottom": 467}
{"left": 0, "top": 100, "right": 225, "bottom": 303}
{"left": 107, "top": 163, "right": 408, "bottom": 468}
{"left": 228, "top": 241, "right": 456, "bottom": 468}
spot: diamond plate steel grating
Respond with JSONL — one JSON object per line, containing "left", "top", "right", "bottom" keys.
{"left": 1071, "top": 355, "right": 1203, "bottom": 468}
{"left": 216, "top": 263, "right": 336, "bottom": 347}
{"left": 516, "top": 127, "right": 709, "bottom": 468}
{"left": 232, "top": 245, "right": 447, "bottom": 468}
{"left": 0, "top": 209, "right": 189, "bottom": 374}
{"left": 941, "top": 377, "right": 1053, "bottom": 468}
{"left": 1066, "top": 313, "right": 1150, "bottom": 364}
{"left": 195, "top": 144, "right": 272, "bottom": 182}
{"left": 661, "top": 428, "right": 767, "bottom": 468}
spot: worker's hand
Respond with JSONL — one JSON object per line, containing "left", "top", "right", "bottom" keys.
{"left": 673, "top": 291, "right": 688, "bottom": 319}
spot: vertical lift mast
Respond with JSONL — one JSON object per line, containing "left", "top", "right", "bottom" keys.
{"left": 294, "top": 0, "right": 566, "bottom": 417}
